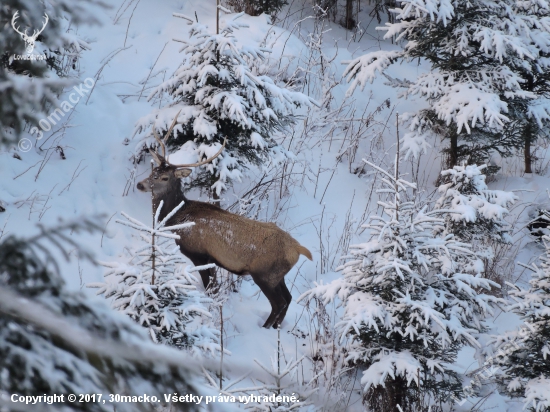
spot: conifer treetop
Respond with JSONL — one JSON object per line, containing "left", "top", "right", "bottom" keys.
{"left": 133, "top": 12, "right": 316, "bottom": 194}
{"left": 300, "top": 160, "right": 501, "bottom": 406}
{"left": 90, "top": 202, "right": 220, "bottom": 358}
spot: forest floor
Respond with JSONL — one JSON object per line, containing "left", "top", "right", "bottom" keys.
{"left": 1, "top": 0, "right": 548, "bottom": 410}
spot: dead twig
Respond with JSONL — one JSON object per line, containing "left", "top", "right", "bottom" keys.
{"left": 100, "top": 212, "right": 118, "bottom": 248}
{"left": 13, "top": 161, "right": 41, "bottom": 180}
{"left": 124, "top": 0, "right": 141, "bottom": 47}
{"left": 38, "top": 184, "right": 58, "bottom": 221}
{"left": 138, "top": 42, "right": 169, "bottom": 101}
{"left": 86, "top": 46, "right": 133, "bottom": 105}
{"left": 58, "top": 160, "right": 87, "bottom": 195}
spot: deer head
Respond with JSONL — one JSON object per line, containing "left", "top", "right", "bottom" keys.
{"left": 136, "top": 111, "right": 226, "bottom": 195}
{"left": 135, "top": 113, "right": 311, "bottom": 330}
{"left": 11, "top": 11, "right": 49, "bottom": 54}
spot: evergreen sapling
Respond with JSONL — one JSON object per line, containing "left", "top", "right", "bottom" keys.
{"left": 89, "top": 201, "right": 220, "bottom": 358}
{"left": 134, "top": 12, "right": 314, "bottom": 196}
{"left": 490, "top": 236, "right": 550, "bottom": 412}
{"left": 246, "top": 328, "right": 317, "bottom": 411}
{"left": 434, "top": 163, "right": 516, "bottom": 284}
{"left": 301, "top": 160, "right": 502, "bottom": 412}
{"left": 0, "top": 219, "right": 203, "bottom": 412}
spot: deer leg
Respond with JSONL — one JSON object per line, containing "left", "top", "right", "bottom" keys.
{"left": 251, "top": 275, "right": 286, "bottom": 329}
{"left": 185, "top": 252, "right": 214, "bottom": 289}
{"left": 272, "top": 280, "right": 292, "bottom": 329}
{"left": 199, "top": 267, "right": 215, "bottom": 290}
{"left": 202, "top": 257, "right": 218, "bottom": 289}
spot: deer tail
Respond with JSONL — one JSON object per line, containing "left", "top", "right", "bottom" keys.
{"left": 297, "top": 245, "right": 312, "bottom": 261}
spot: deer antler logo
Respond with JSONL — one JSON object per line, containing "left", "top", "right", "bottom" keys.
{"left": 11, "top": 11, "right": 49, "bottom": 54}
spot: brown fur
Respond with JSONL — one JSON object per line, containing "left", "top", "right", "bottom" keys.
{"left": 137, "top": 161, "right": 311, "bottom": 329}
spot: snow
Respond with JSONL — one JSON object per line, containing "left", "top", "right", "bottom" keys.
{"left": 2, "top": 0, "right": 550, "bottom": 410}
{"left": 343, "top": 50, "right": 402, "bottom": 94}
{"left": 360, "top": 350, "right": 422, "bottom": 391}
{"left": 524, "top": 377, "right": 550, "bottom": 412}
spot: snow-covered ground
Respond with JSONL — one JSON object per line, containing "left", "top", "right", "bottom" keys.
{"left": 1, "top": 0, "right": 548, "bottom": 411}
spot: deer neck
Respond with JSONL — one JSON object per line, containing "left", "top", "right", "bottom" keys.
{"left": 152, "top": 182, "right": 188, "bottom": 223}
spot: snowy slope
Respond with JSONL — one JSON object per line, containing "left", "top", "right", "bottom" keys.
{"left": 1, "top": 0, "right": 549, "bottom": 411}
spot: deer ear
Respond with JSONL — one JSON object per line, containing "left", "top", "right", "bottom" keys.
{"left": 150, "top": 150, "right": 165, "bottom": 166}
{"left": 174, "top": 168, "right": 192, "bottom": 178}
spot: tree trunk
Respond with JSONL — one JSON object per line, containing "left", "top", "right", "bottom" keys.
{"left": 525, "top": 123, "right": 533, "bottom": 174}
{"left": 365, "top": 376, "right": 413, "bottom": 412}
{"left": 345, "top": 0, "right": 355, "bottom": 29}
{"left": 524, "top": 74, "right": 535, "bottom": 175}
{"left": 449, "top": 128, "right": 458, "bottom": 168}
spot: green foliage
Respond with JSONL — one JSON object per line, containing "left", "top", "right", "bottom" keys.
{"left": 246, "top": 0, "right": 288, "bottom": 16}
{"left": 491, "top": 240, "right": 550, "bottom": 411}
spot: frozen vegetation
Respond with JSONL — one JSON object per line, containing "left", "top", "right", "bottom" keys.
{"left": 1, "top": 0, "right": 550, "bottom": 411}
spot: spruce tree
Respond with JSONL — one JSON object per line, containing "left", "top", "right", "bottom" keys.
{"left": 507, "top": 1, "right": 550, "bottom": 174}
{"left": 343, "top": 0, "right": 550, "bottom": 169}
{"left": 228, "top": 0, "right": 289, "bottom": 17}
{"left": 491, "top": 239, "right": 550, "bottom": 412}
{"left": 134, "top": 12, "right": 313, "bottom": 197}
{"left": 301, "top": 161, "right": 501, "bottom": 412}
{"left": 248, "top": 329, "right": 317, "bottom": 411}
{"left": 89, "top": 202, "right": 220, "bottom": 358}
{"left": 434, "top": 163, "right": 516, "bottom": 283}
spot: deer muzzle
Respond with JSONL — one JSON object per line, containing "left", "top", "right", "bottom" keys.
{"left": 136, "top": 180, "right": 150, "bottom": 192}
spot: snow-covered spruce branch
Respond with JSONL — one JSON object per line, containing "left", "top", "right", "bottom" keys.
{"left": 342, "top": 50, "right": 403, "bottom": 95}
{"left": 343, "top": 0, "right": 550, "bottom": 170}
{"left": 488, "top": 231, "right": 550, "bottom": 411}
{"left": 300, "top": 162, "right": 503, "bottom": 412}
{"left": 115, "top": 200, "right": 193, "bottom": 239}
{"left": 90, "top": 202, "right": 220, "bottom": 358}
{"left": 133, "top": 11, "right": 317, "bottom": 196}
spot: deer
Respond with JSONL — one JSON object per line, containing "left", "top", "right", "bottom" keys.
{"left": 11, "top": 11, "right": 49, "bottom": 54}
{"left": 136, "top": 114, "right": 312, "bottom": 329}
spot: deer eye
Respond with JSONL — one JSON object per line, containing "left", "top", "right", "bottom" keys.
{"left": 161, "top": 176, "right": 169, "bottom": 181}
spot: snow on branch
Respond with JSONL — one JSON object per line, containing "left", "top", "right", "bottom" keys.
{"left": 343, "top": 50, "right": 403, "bottom": 95}
{"left": 301, "top": 160, "right": 502, "bottom": 407}
{"left": 528, "top": 98, "right": 550, "bottom": 127}
{"left": 92, "top": 203, "right": 220, "bottom": 358}
{"left": 432, "top": 82, "right": 510, "bottom": 133}
{"left": 360, "top": 351, "right": 422, "bottom": 392}
{"left": 400, "top": 131, "right": 432, "bottom": 160}
{"left": 172, "top": 12, "right": 194, "bottom": 24}
{"left": 395, "top": 0, "right": 456, "bottom": 26}
{"left": 0, "top": 285, "right": 203, "bottom": 371}
{"left": 524, "top": 378, "right": 550, "bottom": 412}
